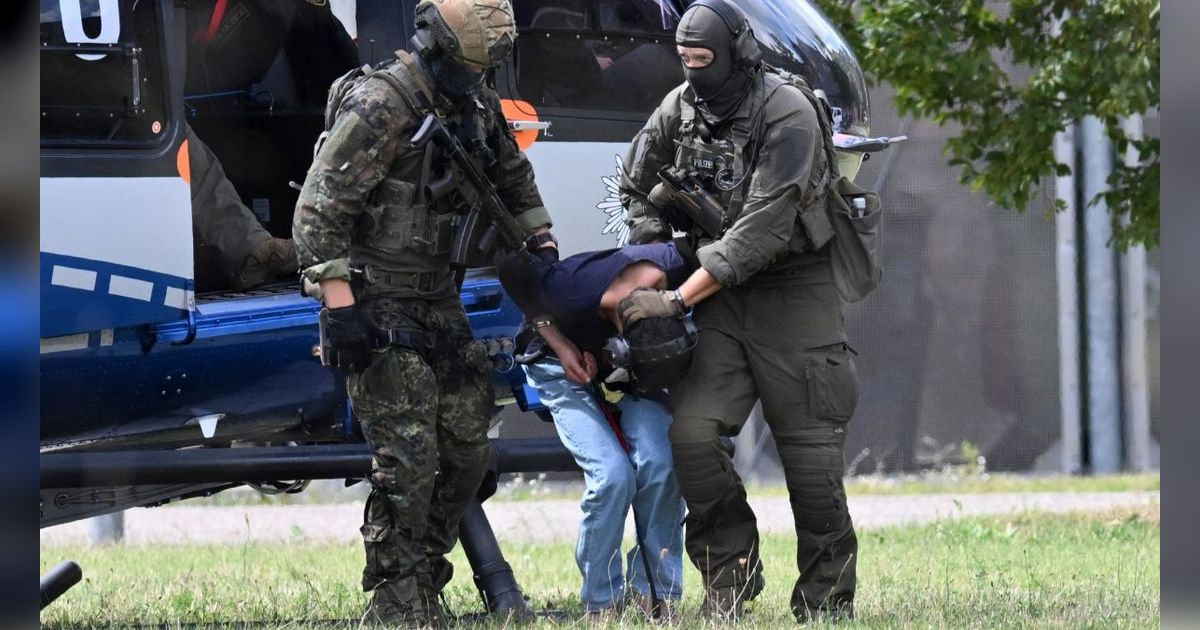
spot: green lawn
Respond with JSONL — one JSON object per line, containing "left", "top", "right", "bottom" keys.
{"left": 839, "top": 471, "right": 1160, "bottom": 496}
{"left": 190, "top": 473, "right": 1160, "bottom": 506}
{"left": 41, "top": 506, "right": 1158, "bottom": 628}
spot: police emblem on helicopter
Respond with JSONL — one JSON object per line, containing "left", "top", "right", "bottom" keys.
{"left": 597, "top": 154, "right": 630, "bottom": 246}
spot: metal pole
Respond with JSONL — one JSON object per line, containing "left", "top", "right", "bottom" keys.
{"left": 88, "top": 512, "right": 124, "bottom": 545}
{"left": 1080, "top": 115, "right": 1122, "bottom": 473}
{"left": 1120, "top": 114, "right": 1153, "bottom": 471}
{"left": 1054, "top": 126, "right": 1083, "bottom": 474}
{"left": 40, "top": 561, "right": 83, "bottom": 609}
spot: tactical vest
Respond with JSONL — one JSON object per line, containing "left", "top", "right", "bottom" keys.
{"left": 672, "top": 71, "right": 834, "bottom": 257}
{"left": 318, "top": 50, "right": 499, "bottom": 298}
{"left": 673, "top": 69, "right": 882, "bottom": 300}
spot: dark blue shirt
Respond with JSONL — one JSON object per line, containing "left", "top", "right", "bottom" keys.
{"left": 516, "top": 242, "right": 691, "bottom": 352}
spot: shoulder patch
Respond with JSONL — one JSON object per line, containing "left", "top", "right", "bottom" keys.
{"left": 317, "top": 110, "right": 375, "bottom": 171}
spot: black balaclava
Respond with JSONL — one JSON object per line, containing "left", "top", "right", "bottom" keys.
{"left": 414, "top": 32, "right": 485, "bottom": 104}
{"left": 430, "top": 54, "right": 485, "bottom": 102}
{"left": 676, "top": 4, "right": 754, "bottom": 124}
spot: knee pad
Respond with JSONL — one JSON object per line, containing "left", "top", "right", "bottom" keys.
{"left": 786, "top": 469, "right": 850, "bottom": 534}
{"left": 773, "top": 436, "right": 851, "bottom": 534}
{"left": 671, "top": 440, "right": 739, "bottom": 508}
{"left": 668, "top": 414, "right": 724, "bottom": 445}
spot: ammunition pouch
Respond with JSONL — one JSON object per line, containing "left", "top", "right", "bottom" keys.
{"left": 319, "top": 304, "right": 432, "bottom": 372}
{"left": 318, "top": 306, "right": 373, "bottom": 373}
{"left": 796, "top": 193, "right": 835, "bottom": 253}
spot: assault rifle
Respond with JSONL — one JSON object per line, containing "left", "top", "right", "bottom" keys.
{"left": 656, "top": 164, "right": 728, "bottom": 238}
{"left": 410, "top": 113, "right": 529, "bottom": 283}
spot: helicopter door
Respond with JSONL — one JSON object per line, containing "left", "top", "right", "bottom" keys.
{"left": 40, "top": 0, "right": 193, "bottom": 338}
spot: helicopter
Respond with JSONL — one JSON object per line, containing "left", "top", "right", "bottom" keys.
{"left": 39, "top": 0, "right": 882, "bottom": 614}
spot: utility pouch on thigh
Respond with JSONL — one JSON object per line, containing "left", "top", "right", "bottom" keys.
{"left": 360, "top": 523, "right": 390, "bottom": 543}
{"left": 361, "top": 486, "right": 394, "bottom": 542}
{"left": 805, "top": 343, "right": 859, "bottom": 423}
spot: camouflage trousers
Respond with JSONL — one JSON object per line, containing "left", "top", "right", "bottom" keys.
{"left": 347, "top": 295, "right": 494, "bottom": 593}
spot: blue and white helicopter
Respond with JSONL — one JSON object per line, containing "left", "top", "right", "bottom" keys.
{"left": 39, "top": 0, "right": 880, "bottom": 612}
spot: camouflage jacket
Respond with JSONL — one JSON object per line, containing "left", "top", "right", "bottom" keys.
{"left": 293, "top": 52, "right": 551, "bottom": 300}
{"left": 619, "top": 70, "right": 829, "bottom": 287}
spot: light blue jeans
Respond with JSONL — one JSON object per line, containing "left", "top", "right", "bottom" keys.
{"left": 525, "top": 359, "right": 686, "bottom": 611}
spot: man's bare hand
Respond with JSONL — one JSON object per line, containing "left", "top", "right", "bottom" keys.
{"left": 538, "top": 322, "right": 597, "bottom": 384}
{"left": 560, "top": 348, "right": 598, "bottom": 384}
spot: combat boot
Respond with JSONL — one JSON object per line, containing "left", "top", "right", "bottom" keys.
{"left": 700, "top": 572, "right": 763, "bottom": 624}
{"left": 231, "top": 237, "right": 297, "bottom": 290}
{"left": 415, "top": 574, "right": 450, "bottom": 629}
{"left": 365, "top": 576, "right": 449, "bottom": 628}
{"left": 699, "top": 585, "right": 744, "bottom": 623}
{"left": 793, "top": 600, "right": 854, "bottom": 625}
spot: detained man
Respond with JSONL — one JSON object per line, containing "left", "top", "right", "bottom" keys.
{"left": 495, "top": 240, "right": 698, "bottom": 620}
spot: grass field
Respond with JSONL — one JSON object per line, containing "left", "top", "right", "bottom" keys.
{"left": 41, "top": 504, "right": 1158, "bottom": 629}
{"left": 190, "top": 473, "right": 1161, "bottom": 506}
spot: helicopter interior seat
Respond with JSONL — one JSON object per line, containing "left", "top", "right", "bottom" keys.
{"left": 182, "top": 0, "right": 359, "bottom": 293}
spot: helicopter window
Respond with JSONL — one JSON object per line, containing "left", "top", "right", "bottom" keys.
{"left": 515, "top": 0, "right": 591, "bottom": 30}
{"left": 40, "top": 0, "right": 171, "bottom": 147}
{"left": 597, "top": 0, "right": 677, "bottom": 34}
{"left": 511, "top": 0, "right": 683, "bottom": 114}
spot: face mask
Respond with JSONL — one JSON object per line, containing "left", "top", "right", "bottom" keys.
{"left": 431, "top": 55, "right": 485, "bottom": 102}
{"left": 683, "top": 54, "right": 751, "bottom": 122}
{"left": 677, "top": 4, "right": 754, "bottom": 123}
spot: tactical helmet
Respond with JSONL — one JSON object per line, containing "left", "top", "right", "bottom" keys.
{"left": 604, "top": 315, "right": 698, "bottom": 394}
{"left": 413, "top": 0, "right": 516, "bottom": 68}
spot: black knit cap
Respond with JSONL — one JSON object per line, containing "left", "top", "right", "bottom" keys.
{"left": 624, "top": 316, "right": 696, "bottom": 394}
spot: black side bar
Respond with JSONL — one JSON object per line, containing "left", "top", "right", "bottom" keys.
{"left": 40, "top": 438, "right": 577, "bottom": 488}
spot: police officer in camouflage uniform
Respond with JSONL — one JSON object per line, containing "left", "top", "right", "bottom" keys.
{"left": 292, "top": 0, "right": 555, "bottom": 625}
{"left": 618, "top": 0, "right": 859, "bottom": 622}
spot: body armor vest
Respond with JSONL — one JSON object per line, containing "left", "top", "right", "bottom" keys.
{"left": 336, "top": 52, "right": 499, "bottom": 298}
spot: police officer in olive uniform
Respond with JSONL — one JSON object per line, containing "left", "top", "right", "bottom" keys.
{"left": 618, "top": 0, "right": 859, "bottom": 622}
{"left": 292, "top": 0, "right": 555, "bottom": 625}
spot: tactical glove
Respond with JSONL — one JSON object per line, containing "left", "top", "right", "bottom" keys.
{"left": 319, "top": 305, "right": 374, "bottom": 373}
{"left": 618, "top": 288, "right": 685, "bottom": 326}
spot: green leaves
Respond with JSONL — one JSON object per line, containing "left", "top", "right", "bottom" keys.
{"left": 814, "top": 0, "right": 1160, "bottom": 248}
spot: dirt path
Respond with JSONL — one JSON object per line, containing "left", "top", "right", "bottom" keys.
{"left": 40, "top": 491, "right": 1159, "bottom": 547}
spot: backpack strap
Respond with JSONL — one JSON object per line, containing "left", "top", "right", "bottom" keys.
{"left": 369, "top": 50, "right": 436, "bottom": 118}
{"left": 788, "top": 77, "right": 842, "bottom": 205}
{"left": 678, "top": 92, "right": 697, "bottom": 137}
{"left": 726, "top": 72, "right": 786, "bottom": 220}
